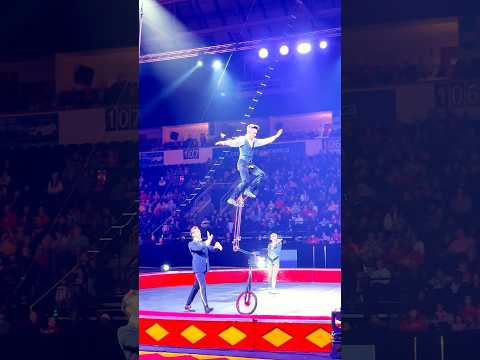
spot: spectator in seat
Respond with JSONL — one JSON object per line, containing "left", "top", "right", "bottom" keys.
{"left": 33, "top": 206, "right": 50, "bottom": 229}
{"left": 1, "top": 205, "right": 17, "bottom": 231}
{"left": 368, "top": 259, "right": 392, "bottom": 302}
{"left": 400, "top": 309, "right": 428, "bottom": 332}
{"left": 118, "top": 289, "right": 139, "bottom": 360}
{"left": 40, "top": 316, "right": 60, "bottom": 335}
{"left": 451, "top": 314, "right": 467, "bottom": 332}
{"left": 69, "top": 224, "right": 90, "bottom": 254}
{"left": 0, "top": 312, "right": 12, "bottom": 336}
{"left": 47, "top": 172, "right": 64, "bottom": 196}
{"left": 47, "top": 172, "right": 64, "bottom": 211}
{"left": 432, "top": 303, "right": 453, "bottom": 330}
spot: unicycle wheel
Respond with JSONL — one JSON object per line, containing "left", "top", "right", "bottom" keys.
{"left": 236, "top": 291, "right": 258, "bottom": 314}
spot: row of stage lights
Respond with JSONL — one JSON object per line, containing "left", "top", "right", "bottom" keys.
{"left": 195, "top": 59, "right": 223, "bottom": 70}
{"left": 259, "top": 40, "right": 328, "bottom": 58}
{"left": 194, "top": 40, "right": 329, "bottom": 70}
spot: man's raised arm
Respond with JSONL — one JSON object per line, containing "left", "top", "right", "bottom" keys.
{"left": 254, "top": 129, "right": 283, "bottom": 147}
{"left": 215, "top": 136, "right": 244, "bottom": 147}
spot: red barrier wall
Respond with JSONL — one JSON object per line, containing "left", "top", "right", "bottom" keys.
{"left": 140, "top": 268, "right": 341, "bottom": 289}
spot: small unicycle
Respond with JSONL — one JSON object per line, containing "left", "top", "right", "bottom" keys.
{"left": 235, "top": 251, "right": 258, "bottom": 314}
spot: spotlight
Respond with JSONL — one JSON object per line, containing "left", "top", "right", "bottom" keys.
{"left": 297, "top": 42, "right": 312, "bottom": 54}
{"left": 258, "top": 48, "right": 269, "bottom": 59}
{"left": 161, "top": 264, "right": 170, "bottom": 272}
{"left": 196, "top": 60, "right": 204, "bottom": 67}
{"left": 212, "top": 59, "right": 223, "bottom": 70}
{"left": 319, "top": 40, "right": 328, "bottom": 49}
{"left": 255, "top": 256, "right": 266, "bottom": 269}
{"left": 220, "top": 91, "right": 226, "bottom": 97}
{"left": 279, "top": 45, "right": 289, "bottom": 56}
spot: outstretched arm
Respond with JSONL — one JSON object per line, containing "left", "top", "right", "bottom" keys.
{"left": 206, "top": 231, "right": 217, "bottom": 251}
{"left": 215, "top": 136, "right": 244, "bottom": 147}
{"left": 254, "top": 129, "right": 283, "bottom": 147}
{"left": 204, "top": 231, "right": 223, "bottom": 251}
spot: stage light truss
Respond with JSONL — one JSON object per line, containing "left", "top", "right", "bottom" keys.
{"left": 139, "top": 28, "right": 341, "bottom": 63}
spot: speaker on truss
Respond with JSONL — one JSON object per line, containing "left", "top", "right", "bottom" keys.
{"left": 170, "top": 131, "right": 179, "bottom": 141}
{"left": 74, "top": 65, "right": 95, "bottom": 87}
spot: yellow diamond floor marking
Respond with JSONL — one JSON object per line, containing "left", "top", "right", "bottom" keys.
{"left": 306, "top": 327, "right": 331, "bottom": 348}
{"left": 262, "top": 328, "right": 293, "bottom": 347}
{"left": 139, "top": 351, "right": 269, "bottom": 360}
{"left": 181, "top": 324, "right": 207, "bottom": 344}
{"left": 145, "top": 323, "right": 169, "bottom": 341}
{"left": 218, "top": 326, "right": 247, "bottom": 346}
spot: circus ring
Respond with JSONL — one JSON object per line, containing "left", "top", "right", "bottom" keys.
{"left": 139, "top": 268, "right": 341, "bottom": 357}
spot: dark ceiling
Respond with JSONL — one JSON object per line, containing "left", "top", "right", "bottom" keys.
{"left": 1, "top": 0, "right": 477, "bottom": 58}
{"left": 151, "top": 0, "right": 340, "bottom": 42}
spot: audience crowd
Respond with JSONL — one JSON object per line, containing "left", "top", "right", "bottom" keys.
{"left": 343, "top": 110, "right": 480, "bottom": 333}
{"left": 139, "top": 142, "right": 341, "bottom": 255}
{"left": 0, "top": 141, "right": 137, "bottom": 338}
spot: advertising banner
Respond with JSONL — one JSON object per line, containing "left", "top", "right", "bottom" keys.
{"left": 396, "top": 79, "right": 480, "bottom": 120}
{"left": 105, "top": 107, "right": 138, "bottom": 132}
{"left": 59, "top": 107, "right": 137, "bottom": 144}
{"left": 140, "top": 151, "right": 164, "bottom": 167}
{"left": 163, "top": 147, "right": 212, "bottom": 165}
{"left": 0, "top": 112, "right": 59, "bottom": 147}
{"left": 434, "top": 79, "right": 480, "bottom": 112}
{"left": 324, "top": 137, "right": 341, "bottom": 154}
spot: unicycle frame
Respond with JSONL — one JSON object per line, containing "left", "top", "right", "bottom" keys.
{"left": 235, "top": 249, "right": 258, "bottom": 314}
{"left": 245, "top": 263, "right": 253, "bottom": 293}
{"left": 231, "top": 195, "right": 258, "bottom": 313}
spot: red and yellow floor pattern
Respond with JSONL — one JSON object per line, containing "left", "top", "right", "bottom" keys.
{"left": 139, "top": 351, "right": 268, "bottom": 360}
{"left": 140, "top": 316, "right": 332, "bottom": 353}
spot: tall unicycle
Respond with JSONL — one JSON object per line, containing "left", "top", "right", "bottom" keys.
{"left": 232, "top": 195, "right": 258, "bottom": 314}
{"left": 235, "top": 249, "right": 258, "bottom": 314}
{"left": 232, "top": 195, "right": 246, "bottom": 252}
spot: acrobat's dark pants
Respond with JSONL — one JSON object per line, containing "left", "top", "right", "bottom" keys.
{"left": 230, "top": 161, "right": 265, "bottom": 200}
{"left": 186, "top": 271, "right": 208, "bottom": 307}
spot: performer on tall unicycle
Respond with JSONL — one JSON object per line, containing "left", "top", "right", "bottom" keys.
{"left": 215, "top": 124, "right": 283, "bottom": 207}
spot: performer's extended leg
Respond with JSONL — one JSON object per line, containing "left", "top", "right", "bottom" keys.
{"left": 195, "top": 272, "right": 212, "bottom": 312}
{"left": 271, "top": 264, "right": 279, "bottom": 289}
{"left": 244, "top": 165, "right": 265, "bottom": 197}
{"left": 267, "top": 263, "right": 279, "bottom": 291}
{"left": 185, "top": 277, "right": 200, "bottom": 309}
{"left": 228, "top": 163, "right": 250, "bottom": 205}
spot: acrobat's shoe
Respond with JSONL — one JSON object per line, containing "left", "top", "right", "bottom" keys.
{"left": 227, "top": 198, "right": 240, "bottom": 206}
{"left": 244, "top": 189, "right": 256, "bottom": 198}
{"left": 204, "top": 306, "right": 214, "bottom": 314}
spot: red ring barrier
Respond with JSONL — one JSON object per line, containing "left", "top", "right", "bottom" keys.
{"left": 140, "top": 268, "right": 341, "bottom": 289}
